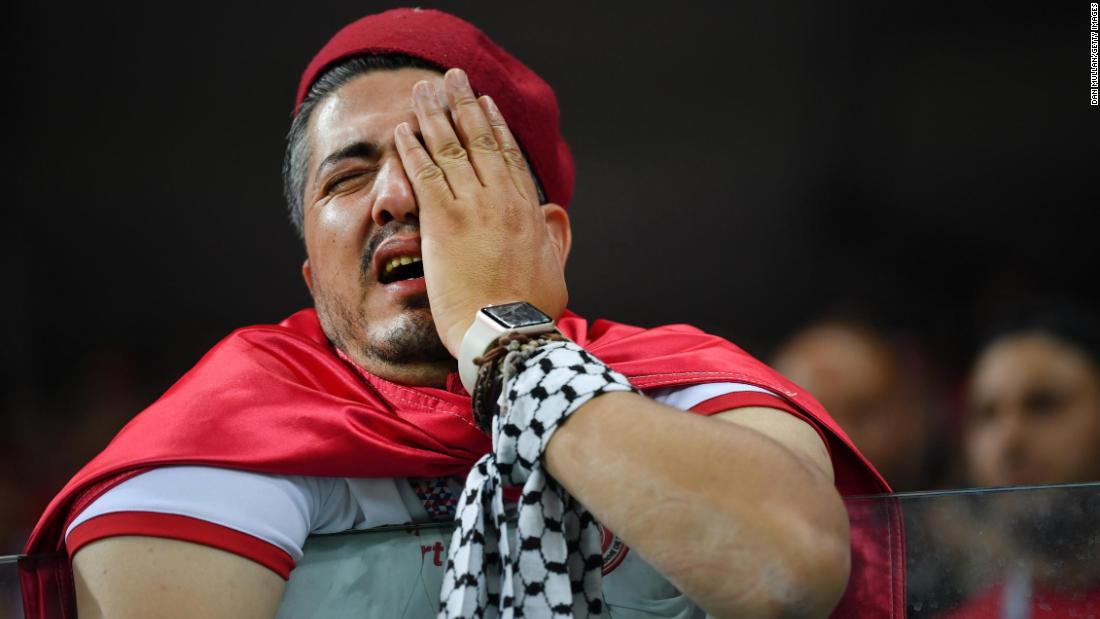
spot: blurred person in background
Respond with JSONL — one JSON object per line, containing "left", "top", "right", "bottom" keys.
{"left": 966, "top": 313, "right": 1100, "bottom": 489}
{"left": 946, "top": 310, "right": 1100, "bottom": 617}
{"left": 773, "top": 319, "right": 943, "bottom": 492}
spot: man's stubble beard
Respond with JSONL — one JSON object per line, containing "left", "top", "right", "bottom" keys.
{"left": 315, "top": 286, "right": 454, "bottom": 374}
{"left": 368, "top": 292, "right": 454, "bottom": 366}
{"left": 312, "top": 221, "right": 453, "bottom": 382}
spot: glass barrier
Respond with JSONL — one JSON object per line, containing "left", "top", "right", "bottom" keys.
{"left": 3, "top": 482, "right": 1099, "bottom": 618}
{"left": 895, "top": 482, "right": 1100, "bottom": 618}
{"left": 0, "top": 554, "right": 22, "bottom": 619}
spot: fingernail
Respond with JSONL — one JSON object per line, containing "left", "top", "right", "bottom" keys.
{"left": 482, "top": 95, "right": 501, "bottom": 120}
{"left": 395, "top": 122, "right": 411, "bottom": 138}
{"left": 448, "top": 68, "right": 470, "bottom": 91}
{"left": 414, "top": 81, "right": 437, "bottom": 109}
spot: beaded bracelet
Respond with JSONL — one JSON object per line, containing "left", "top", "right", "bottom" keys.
{"left": 471, "top": 331, "right": 567, "bottom": 432}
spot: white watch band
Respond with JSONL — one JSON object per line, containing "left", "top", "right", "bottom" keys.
{"left": 457, "top": 308, "right": 558, "bottom": 394}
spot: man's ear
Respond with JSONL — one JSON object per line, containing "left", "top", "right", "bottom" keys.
{"left": 541, "top": 203, "right": 572, "bottom": 267}
{"left": 301, "top": 259, "right": 314, "bottom": 296}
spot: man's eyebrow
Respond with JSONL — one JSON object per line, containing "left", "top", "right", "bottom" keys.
{"left": 316, "top": 141, "right": 380, "bottom": 176}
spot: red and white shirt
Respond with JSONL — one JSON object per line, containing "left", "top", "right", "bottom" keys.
{"left": 65, "top": 382, "right": 817, "bottom": 579}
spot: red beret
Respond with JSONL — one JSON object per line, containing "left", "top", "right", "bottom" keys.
{"left": 295, "top": 8, "right": 575, "bottom": 208}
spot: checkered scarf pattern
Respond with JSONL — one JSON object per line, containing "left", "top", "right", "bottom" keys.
{"left": 439, "top": 341, "right": 637, "bottom": 618}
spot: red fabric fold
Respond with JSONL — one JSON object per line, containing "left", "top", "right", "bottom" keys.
{"left": 18, "top": 554, "right": 76, "bottom": 619}
{"left": 24, "top": 308, "right": 901, "bottom": 617}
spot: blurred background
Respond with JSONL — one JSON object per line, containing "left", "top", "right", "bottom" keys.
{"left": 2, "top": 0, "right": 1097, "bottom": 557}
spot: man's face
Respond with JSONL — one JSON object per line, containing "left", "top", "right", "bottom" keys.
{"left": 966, "top": 334, "right": 1100, "bottom": 487}
{"left": 301, "top": 68, "right": 454, "bottom": 386}
{"left": 774, "top": 326, "right": 926, "bottom": 489}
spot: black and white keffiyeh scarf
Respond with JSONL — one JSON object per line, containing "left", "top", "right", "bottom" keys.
{"left": 439, "top": 340, "right": 637, "bottom": 619}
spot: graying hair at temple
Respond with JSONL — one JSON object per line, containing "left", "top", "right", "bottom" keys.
{"left": 283, "top": 54, "right": 439, "bottom": 238}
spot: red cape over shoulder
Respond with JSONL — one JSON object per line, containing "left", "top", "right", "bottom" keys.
{"left": 25, "top": 309, "right": 902, "bottom": 617}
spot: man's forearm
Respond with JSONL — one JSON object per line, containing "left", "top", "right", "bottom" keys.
{"left": 544, "top": 392, "right": 850, "bottom": 619}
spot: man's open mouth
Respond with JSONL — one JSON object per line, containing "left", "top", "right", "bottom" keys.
{"left": 378, "top": 255, "right": 424, "bottom": 284}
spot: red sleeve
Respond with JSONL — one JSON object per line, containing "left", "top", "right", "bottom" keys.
{"left": 66, "top": 511, "right": 295, "bottom": 579}
{"left": 689, "top": 391, "right": 832, "bottom": 455}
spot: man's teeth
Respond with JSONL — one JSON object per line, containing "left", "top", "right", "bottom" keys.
{"left": 383, "top": 255, "right": 423, "bottom": 276}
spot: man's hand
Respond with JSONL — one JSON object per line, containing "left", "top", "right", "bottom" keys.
{"left": 394, "top": 68, "right": 570, "bottom": 356}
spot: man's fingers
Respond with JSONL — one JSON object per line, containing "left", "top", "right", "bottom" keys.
{"left": 443, "top": 69, "right": 513, "bottom": 191}
{"left": 394, "top": 121, "right": 455, "bottom": 205}
{"left": 479, "top": 95, "right": 541, "bottom": 204}
{"left": 412, "top": 80, "right": 480, "bottom": 195}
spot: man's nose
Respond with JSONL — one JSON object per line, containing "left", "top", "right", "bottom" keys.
{"left": 370, "top": 156, "right": 418, "bottom": 226}
{"left": 996, "top": 410, "right": 1030, "bottom": 466}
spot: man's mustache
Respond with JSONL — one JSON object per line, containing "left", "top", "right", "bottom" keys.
{"left": 361, "top": 221, "right": 421, "bottom": 277}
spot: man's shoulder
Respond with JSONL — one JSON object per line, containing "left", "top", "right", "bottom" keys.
{"left": 171, "top": 308, "right": 343, "bottom": 393}
{"left": 561, "top": 312, "right": 711, "bottom": 343}
{"left": 563, "top": 312, "right": 781, "bottom": 391}
{"left": 216, "top": 308, "right": 329, "bottom": 351}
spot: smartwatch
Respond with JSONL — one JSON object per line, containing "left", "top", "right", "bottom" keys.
{"left": 458, "top": 302, "right": 559, "bottom": 393}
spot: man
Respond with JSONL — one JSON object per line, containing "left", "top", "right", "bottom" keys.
{"left": 944, "top": 313, "right": 1100, "bottom": 617}
{"left": 25, "top": 9, "right": 893, "bottom": 618}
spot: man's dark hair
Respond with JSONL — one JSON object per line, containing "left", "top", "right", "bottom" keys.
{"left": 982, "top": 305, "right": 1100, "bottom": 369}
{"left": 283, "top": 54, "right": 442, "bottom": 239}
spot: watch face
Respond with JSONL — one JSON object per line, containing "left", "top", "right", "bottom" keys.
{"left": 483, "top": 302, "right": 552, "bottom": 329}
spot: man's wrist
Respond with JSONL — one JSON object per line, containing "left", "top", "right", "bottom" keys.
{"left": 446, "top": 320, "right": 473, "bottom": 359}
{"left": 456, "top": 302, "right": 558, "bottom": 393}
